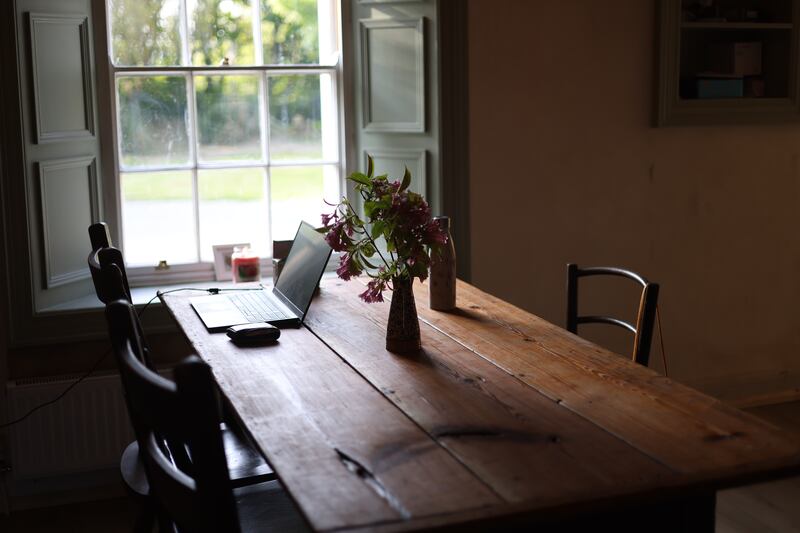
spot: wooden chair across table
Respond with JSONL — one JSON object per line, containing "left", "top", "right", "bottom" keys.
{"left": 88, "top": 223, "right": 275, "bottom": 530}
{"left": 566, "top": 263, "right": 659, "bottom": 367}
{"left": 105, "top": 301, "right": 309, "bottom": 533}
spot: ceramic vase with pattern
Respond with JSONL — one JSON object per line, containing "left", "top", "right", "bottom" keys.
{"left": 386, "top": 277, "right": 421, "bottom": 353}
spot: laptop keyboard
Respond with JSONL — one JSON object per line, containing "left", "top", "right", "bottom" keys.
{"left": 228, "top": 292, "right": 289, "bottom": 322}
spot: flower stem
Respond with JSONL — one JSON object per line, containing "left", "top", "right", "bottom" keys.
{"left": 353, "top": 225, "right": 392, "bottom": 272}
{"left": 353, "top": 189, "right": 395, "bottom": 272}
{"left": 392, "top": 237, "right": 409, "bottom": 278}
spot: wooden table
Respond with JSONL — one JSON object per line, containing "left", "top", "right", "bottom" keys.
{"left": 161, "top": 278, "right": 800, "bottom": 532}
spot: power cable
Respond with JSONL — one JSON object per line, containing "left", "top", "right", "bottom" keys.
{"left": 656, "top": 305, "right": 669, "bottom": 377}
{"left": 0, "top": 286, "right": 264, "bottom": 429}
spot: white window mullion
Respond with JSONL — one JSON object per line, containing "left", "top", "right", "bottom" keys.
{"left": 254, "top": 0, "right": 269, "bottom": 165}
{"left": 180, "top": 0, "right": 200, "bottom": 262}
{"left": 185, "top": 72, "right": 202, "bottom": 263}
{"left": 191, "top": 167, "right": 201, "bottom": 263}
{"left": 264, "top": 165, "right": 273, "bottom": 257}
{"left": 252, "top": 0, "right": 264, "bottom": 66}
{"left": 262, "top": 71, "right": 273, "bottom": 256}
{"left": 110, "top": 65, "right": 337, "bottom": 74}
{"left": 258, "top": 0, "right": 273, "bottom": 256}
{"left": 257, "top": 75, "right": 270, "bottom": 165}
{"left": 112, "top": 73, "right": 127, "bottom": 253}
{"left": 179, "top": 0, "right": 191, "bottom": 67}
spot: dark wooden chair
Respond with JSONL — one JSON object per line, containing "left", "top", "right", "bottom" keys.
{"left": 88, "top": 222, "right": 132, "bottom": 303}
{"left": 105, "top": 301, "right": 309, "bottom": 533}
{"left": 566, "top": 264, "right": 659, "bottom": 367}
{"left": 88, "top": 223, "right": 275, "bottom": 529}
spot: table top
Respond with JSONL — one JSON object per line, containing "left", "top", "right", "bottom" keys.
{"left": 161, "top": 278, "right": 800, "bottom": 532}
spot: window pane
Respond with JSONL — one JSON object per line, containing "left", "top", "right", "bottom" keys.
{"left": 198, "top": 168, "right": 268, "bottom": 262}
{"left": 196, "top": 75, "right": 263, "bottom": 162}
{"left": 261, "top": 0, "right": 319, "bottom": 64}
{"left": 269, "top": 75, "right": 330, "bottom": 161}
{"left": 118, "top": 76, "right": 190, "bottom": 168}
{"left": 270, "top": 165, "right": 337, "bottom": 240}
{"left": 108, "top": 0, "right": 181, "bottom": 66}
{"left": 121, "top": 171, "right": 197, "bottom": 266}
{"left": 189, "top": 0, "right": 255, "bottom": 66}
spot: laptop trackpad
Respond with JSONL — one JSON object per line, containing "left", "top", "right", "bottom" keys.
{"left": 192, "top": 296, "right": 248, "bottom": 329}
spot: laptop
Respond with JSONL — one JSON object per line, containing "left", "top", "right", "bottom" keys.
{"left": 190, "top": 221, "right": 332, "bottom": 332}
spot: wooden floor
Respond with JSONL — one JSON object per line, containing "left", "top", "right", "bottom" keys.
{"left": 716, "top": 402, "right": 800, "bottom": 533}
{"left": 1, "top": 402, "right": 799, "bottom": 532}
{"left": 0, "top": 497, "right": 139, "bottom": 532}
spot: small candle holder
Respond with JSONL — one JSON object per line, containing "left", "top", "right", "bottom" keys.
{"left": 231, "top": 246, "right": 261, "bottom": 283}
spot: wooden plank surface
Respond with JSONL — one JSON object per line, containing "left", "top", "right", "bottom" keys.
{"left": 408, "top": 279, "right": 800, "bottom": 477}
{"left": 161, "top": 277, "right": 800, "bottom": 532}
{"left": 160, "top": 291, "right": 500, "bottom": 532}
{"left": 304, "top": 280, "right": 675, "bottom": 507}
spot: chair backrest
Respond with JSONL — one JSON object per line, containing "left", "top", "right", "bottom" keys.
{"left": 566, "top": 264, "right": 659, "bottom": 367}
{"left": 105, "top": 301, "right": 240, "bottom": 533}
{"left": 87, "top": 222, "right": 132, "bottom": 304}
{"left": 88, "top": 221, "right": 155, "bottom": 368}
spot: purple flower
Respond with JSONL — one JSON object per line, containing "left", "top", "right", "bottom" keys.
{"left": 359, "top": 279, "right": 386, "bottom": 303}
{"left": 324, "top": 220, "right": 350, "bottom": 252}
{"left": 335, "top": 253, "right": 360, "bottom": 281}
{"left": 423, "top": 221, "right": 448, "bottom": 245}
{"left": 321, "top": 211, "right": 337, "bottom": 228}
{"left": 322, "top": 162, "right": 448, "bottom": 300}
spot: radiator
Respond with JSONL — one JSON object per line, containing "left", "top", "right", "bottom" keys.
{"left": 6, "top": 373, "right": 134, "bottom": 480}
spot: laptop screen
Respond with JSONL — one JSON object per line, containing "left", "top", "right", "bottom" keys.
{"left": 274, "top": 221, "right": 333, "bottom": 319}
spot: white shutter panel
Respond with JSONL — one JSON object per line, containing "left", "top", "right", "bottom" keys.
{"left": 4, "top": 0, "right": 107, "bottom": 344}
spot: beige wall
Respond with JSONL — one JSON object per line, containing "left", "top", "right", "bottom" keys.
{"left": 468, "top": 0, "right": 800, "bottom": 403}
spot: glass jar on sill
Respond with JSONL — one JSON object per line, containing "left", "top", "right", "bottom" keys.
{"left": 231, "top": 246, "right": 260, "bottom": 283}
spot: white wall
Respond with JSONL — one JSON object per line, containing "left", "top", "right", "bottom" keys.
{"left": 468, "top": 0, "right": 800, "bottom": 404}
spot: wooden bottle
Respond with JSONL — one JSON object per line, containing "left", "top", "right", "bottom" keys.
{"left": 429, "top": 216, "right": 456, "bottom": 310}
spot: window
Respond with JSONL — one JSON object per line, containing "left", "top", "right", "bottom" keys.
{"left": 107, "top": 0, "right": 341, "bottom": 271}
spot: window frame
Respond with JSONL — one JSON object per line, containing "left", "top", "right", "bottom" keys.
{"left": 103, "top": 0, "right": 346, "bottom": 286}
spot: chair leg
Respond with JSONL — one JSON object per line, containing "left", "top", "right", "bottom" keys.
{"left": 156, "top": 504, "right": 175, "bottom": 533}
{"left": 133, "top": 496, "right": 156, "bottom": 533}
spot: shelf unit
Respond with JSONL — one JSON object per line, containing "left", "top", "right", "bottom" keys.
{"left": 681, "top": 21, "right": 794, "bottom": 29}
{"left": 656, "top": 0, "right": 800, "bottom": 126}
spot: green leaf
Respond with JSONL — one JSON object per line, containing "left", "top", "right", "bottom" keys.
{"left": 364, "top": 201, "right": 378, "bottom": 218}
{"left": 400, "top": 167, "right": 411, "bottom": 191}
{"left": 367, "top": 155, "right": 374, "bottom": 178}
{"left": 386, "top": 239, "right": 396, "bottom": 252}
{"left": 371, "top": 220, "right": 386, "bottom": 240}
{"left": 360, "top": 255, "right": 379, "bottom": 269}
{"left": 348, "top": 173, "right": 371, "bottom": 187}
{"left": 361, "top": 243, "right": 376, "bottom": 257}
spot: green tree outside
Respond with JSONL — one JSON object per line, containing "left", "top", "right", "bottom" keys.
{"left": 113, "top": 0, "right": 323, "bottom": 171}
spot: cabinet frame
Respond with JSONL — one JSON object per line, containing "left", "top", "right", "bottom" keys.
{"left": 656, "top": 0, "right": 800, "bottom": 126}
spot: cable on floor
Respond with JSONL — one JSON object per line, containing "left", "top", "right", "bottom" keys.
{"left": 0, "top": 286, "right": 265, "bottom": 430}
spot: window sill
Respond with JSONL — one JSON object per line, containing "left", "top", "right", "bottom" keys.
{"left": 126, "top": 258, "right": 274, "bottom": 289}
{"left": 39, "top": 251, "right": 340, "bottom": 313}
{"left": 40, "top": 278, "right": 273, "bottom": 313}
{"left": 15, "top": 255, "right": 338, "bottom": 347}
{"left": 19, "top": 278, "right": 275, "bottom": 348}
